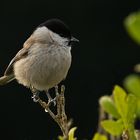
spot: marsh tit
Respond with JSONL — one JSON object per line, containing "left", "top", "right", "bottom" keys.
{"left": 0, "top": 19, "right": 79, "bottom": 102}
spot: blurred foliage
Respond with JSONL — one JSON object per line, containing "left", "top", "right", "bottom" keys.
{"left": 101, "top": 119, "right": 123, "bottom": 136}
{"left": 100, "top": 86, "right": 137, "bottom": 139}
{"left": 99, "top": 95, "right": 120, "bottom": 119}
{"left": 124, "top": 11, "right": 140, "bottom": 45}
{"left": 123, "top": 74, "right": 140, "bottom": 118}
{"left": 124, "top": 74, "right": 140, "bottom": 98}
{"left": 95, "top": 11, "right": 140, "bottom": 140}
{"left": 97, "top": 11, "right": 140, "bottom": 140}
{"left": 92, "top": 133, "right": 108, "bottom": 140}
{"left": 93, "top": 10, "right": 140, "bottom": 140}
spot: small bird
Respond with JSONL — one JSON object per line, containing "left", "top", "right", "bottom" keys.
{"left": 0, "top": 19, "right": 79, "bottom": 102}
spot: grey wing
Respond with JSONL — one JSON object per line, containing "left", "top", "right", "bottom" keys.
{"left": 4, "top": 48, "right": 29, "bottom": 76}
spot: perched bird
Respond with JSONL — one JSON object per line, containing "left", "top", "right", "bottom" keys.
{"left": 0, "top": 19, "right": 79, "bottom": 102}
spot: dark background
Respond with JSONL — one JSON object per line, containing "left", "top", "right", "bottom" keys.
{"left": 0, "top": 0, "right": 140, "bottom": 140}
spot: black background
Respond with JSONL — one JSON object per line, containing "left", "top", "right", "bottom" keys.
{"left": 0, "top": 0, "right": 140, "bottom": 140}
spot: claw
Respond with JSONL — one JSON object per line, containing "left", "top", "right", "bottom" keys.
{"left": 31, "top": 92, "right": 40, "bottom": 102}
{"left": 46, "top": 91, "right": 56, "bottom": 106}
{"left": 30, "top": 86, "right": 40, "bottom": 102}
{"left": 32, "top": 94, "right": 39, "bottom": 103}
{"left": 48, "top": 96, "right": 57, "bottom": 106}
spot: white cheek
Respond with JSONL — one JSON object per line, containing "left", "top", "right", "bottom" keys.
{"left": 33, "top": 27, "right": 53, "bottom": 43}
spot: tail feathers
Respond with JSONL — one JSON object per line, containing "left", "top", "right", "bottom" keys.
{"left": 0, "top": 75, "right": 15, "bottom": 85}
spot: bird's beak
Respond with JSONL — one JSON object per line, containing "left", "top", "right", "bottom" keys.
{"left": 71, "top": 36, "right": 79, "bottom": 43}
{"left": 69, "top": 36, "right": 79, "bottom": 46}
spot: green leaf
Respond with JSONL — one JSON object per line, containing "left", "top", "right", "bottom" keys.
{"left": 124, "top": 11, "right": 140, "bottom": 45}
{"left": 99, "top": 96, "right": 120, "bottom": 119}
{"left": 58, "top": 136, "right": 64, "bottom": 140}
{"left": 101, "top": 119, "right": 123, "bottom": 136}
{"left": 113, "top": 86, "right": 137, "bottom": 128}
{"left": 124, "top": 74, "right": 140, "bottom": 98}
{"left": 68, "top": 127, "right": 77, "bottom": 140}
{"left": 92, "top": 133, "right": 108, "bottom": 140}
{"left": 126, "top": 94, "right": 137, "bottom": 123}
{"left": 58, "top": 127, "right": 77, "bottom": 140}
{"left": 113, "top": 85, "right": 127, "bottom": 121}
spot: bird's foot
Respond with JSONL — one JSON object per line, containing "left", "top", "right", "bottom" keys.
{"left": 30, "top": 86, "right": 40, "bottom": 102}
{"left": 46, "top": 86, "right": 59, "bottom": 106}
{"left": 48, "top": 98, "right": 57, "bottom": 106}
{"left": 31, "top": 91, "right": 40, "bottom": 102}
{"left": 46, "top": 92, "right": 57, "bottom": 106}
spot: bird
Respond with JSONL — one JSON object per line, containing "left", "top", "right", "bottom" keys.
{"left": 0, "top": 19, "right": 79, "bottom": 103}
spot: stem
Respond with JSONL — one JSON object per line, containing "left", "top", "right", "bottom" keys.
{"left": 35, "top": 85, "right": 72, "bottom": 139}
{"left": 97, "top": 106, "right": 107, "bottom": 133}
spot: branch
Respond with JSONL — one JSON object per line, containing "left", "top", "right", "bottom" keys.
{"left": 35, "top": 85, "right": 72, "bottom": 139}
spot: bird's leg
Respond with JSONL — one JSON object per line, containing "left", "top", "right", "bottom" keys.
{"left": 55, "top": 85, "right": 59, "bottom": 96}
{"left": 32, "top": 91, "right": 40, "bottom": 102}
{"left": 30, "top": 86, "right": 40, "bottom": 102}
{"left": 53, "top": 85, "right": 59, "bottom": 101}
{"left": 45, "top": 86, "right": 59, "bottom": 106}
{"left": 46, "top": 90, "right": 56, "bottom": 106}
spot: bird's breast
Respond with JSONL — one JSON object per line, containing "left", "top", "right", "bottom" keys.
{"left": 14, "top": 44, "right": 71, "bottom": 90}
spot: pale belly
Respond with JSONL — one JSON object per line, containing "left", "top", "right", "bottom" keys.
{"left": 14, "top": 45, "right": 71, "bottom": 90}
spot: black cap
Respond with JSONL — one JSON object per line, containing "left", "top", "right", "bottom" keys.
{"left": 38, "top": 19, "right": 71, "bottom": 39}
